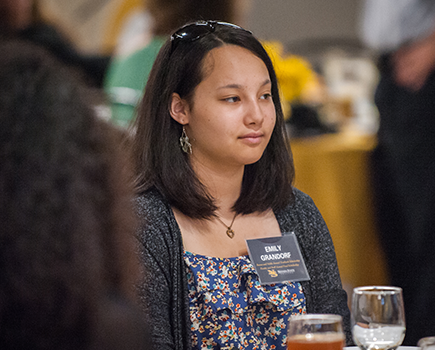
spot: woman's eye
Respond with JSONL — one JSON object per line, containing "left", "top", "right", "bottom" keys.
{"left": 224, "top": 96, "right": 240, "bottom": 103}
{"left": 260, "top": 93, "right": 272, "bottom": 100}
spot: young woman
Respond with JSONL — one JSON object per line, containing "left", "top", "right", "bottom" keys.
{"left": 132, "top": 21, "right": 351, "bottom": 350}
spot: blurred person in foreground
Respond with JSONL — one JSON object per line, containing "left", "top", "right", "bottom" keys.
{"left": 0, "top": 0, "right": 110, "bottom": 87}
{"left": 133, "top": 20, "right": 351, "bottom": 350}
{"left": 104, "top": 0, "right": 250, "bottom": 128}
{"left": 0, "top": 40, "right": 149, "bottom": 350}
{"left": 360, "top": 0, "right": 435, "bottom": 345}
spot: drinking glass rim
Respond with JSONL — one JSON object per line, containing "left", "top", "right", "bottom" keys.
{"left": 289, "top": 314, "right": 343, "bottom": 323}
{"left": 353, "top": 286, "right": 402, "bottom": 295}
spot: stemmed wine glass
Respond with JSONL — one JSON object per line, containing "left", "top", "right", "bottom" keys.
{"left": 287, "top": 314, "right": 345, "bottom": 350}
{"left": 351, "top": 286, "right": 406, "bottom": 350}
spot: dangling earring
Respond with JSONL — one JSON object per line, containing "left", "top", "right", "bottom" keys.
{"left": 179, "top": 126, "right": 192, "bottom": 154}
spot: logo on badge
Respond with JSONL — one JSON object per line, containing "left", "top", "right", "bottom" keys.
{"left": 267, "top": 269, "right": 278, "bottom": 278}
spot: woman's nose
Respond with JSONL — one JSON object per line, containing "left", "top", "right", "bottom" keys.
{"left": 244, "top": 99, "right": 264, "bottom": 126}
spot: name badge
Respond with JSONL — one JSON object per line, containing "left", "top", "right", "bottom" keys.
{"left": 246, "top": 233, "right": 310, "bottom": 284}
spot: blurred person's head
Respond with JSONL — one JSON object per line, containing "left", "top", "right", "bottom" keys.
{"left": 0, "top": 0, "right": 39, "bottom": 36}
{"left": 148, "top": 0, "right": 250, "bottom": 36}
{"left": 0, "top": 40, "right": 144, "bottom": 349}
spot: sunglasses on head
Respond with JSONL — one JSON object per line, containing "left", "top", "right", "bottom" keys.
{"left": 170, "top": 20, "right": 252, "bottom": 53}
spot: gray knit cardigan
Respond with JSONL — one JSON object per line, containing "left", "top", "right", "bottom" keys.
{"left": 135, "top": 187, "right": 352, "bottom": 350}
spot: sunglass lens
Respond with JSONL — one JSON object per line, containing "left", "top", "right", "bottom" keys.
{"left": 173, "top": 22, "right": 213, "bottom": 42}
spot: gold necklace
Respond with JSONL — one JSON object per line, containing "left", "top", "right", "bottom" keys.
{"left": 216, "top": 212, "right": 237, "bottom": 239}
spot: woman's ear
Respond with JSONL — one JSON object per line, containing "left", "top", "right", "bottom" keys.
{"left": 169, "top": 93, "right": 190, "bottom": 125}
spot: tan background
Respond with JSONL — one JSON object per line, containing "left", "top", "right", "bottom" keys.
{"left": 39, "top": 0, "right": 364, "bottom": 54}
{"left": 39, "top": 0, "right": 145, "bottom": 54}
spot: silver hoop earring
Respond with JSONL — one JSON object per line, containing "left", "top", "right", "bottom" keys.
{"left": 179, "top": 126, "right": 192, "bottom": 154}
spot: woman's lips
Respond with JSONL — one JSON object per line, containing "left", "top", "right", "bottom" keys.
{"left": 239, "top": 133, "right": 264, "bottom": 144}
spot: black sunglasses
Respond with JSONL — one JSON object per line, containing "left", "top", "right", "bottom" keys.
{"left": 170, "top": 20, "right": 252, "bottom": 52}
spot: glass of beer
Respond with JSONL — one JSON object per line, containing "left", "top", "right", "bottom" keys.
{"left": 351, "top": 286, "right": 405, "bottom": 350}
{"left": 287, "top": 314, "right": 345, "bottom": 350}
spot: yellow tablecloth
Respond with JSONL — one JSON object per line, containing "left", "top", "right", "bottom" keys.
{"left": 290, "top": 131, "right": 388, "bottom": 296}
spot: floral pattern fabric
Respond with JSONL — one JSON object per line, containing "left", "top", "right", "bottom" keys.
{"left": 184, "top": 251, "right": 306, "bottom": 350}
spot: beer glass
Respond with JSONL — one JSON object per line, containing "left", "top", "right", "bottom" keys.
{"left": 287, "top": 314, "right": 345, "bottom": 350}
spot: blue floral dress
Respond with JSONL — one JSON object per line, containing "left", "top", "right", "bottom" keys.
{"left": 184, "top": 251, "right": 306, "bottom": 350}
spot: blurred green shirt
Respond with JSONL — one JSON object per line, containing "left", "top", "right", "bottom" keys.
{"left": 104, "top": 37, "right": 165, "bottom": 128}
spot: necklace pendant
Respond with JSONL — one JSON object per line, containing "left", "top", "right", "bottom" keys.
{"left": 226, "top": 228, "right": 235, "bottom": 239}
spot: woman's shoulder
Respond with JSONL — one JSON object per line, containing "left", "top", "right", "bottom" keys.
{"left": 293, "top": 187, "right": 326, "bottom": 223}
{"left": 277, "top": 187, "right": 325, "bottom": 233}
{"left": 289, "top": 187, "right": 318, "bottom": 213}
{"left": 135, "top": 187, "right": 170, "bottom": 218}
{"left": 134, "top": 188, "right": 182, "bottom": 265}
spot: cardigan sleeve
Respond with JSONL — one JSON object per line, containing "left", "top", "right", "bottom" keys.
{"left": 280, "top": 189, "right": 353, "bottom": 345}
{"left": 135, "top": 192, "right": 190, "bottom": 350}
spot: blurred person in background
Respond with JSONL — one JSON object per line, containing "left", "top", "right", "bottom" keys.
{"left": 0, "top": 0, "right": 110, "bottom": 87}
{"left": 360, "top": 0, "right": 435, "bottom": 345}
{"left": 0, "top": 40, "right": 149, "bottom": 350}
{"left": 104, "top": 0, "right": 250, "bottom": 128}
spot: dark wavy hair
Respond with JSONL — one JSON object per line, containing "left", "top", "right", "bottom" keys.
{"left": 0, "top": 41, "right": 143, "bottom": 349}
{"left": 132, "top": 22, "right": 295, "bottom": 219}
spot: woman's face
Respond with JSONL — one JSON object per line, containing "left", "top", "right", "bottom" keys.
{"left": 180, "top": 44, "right": 276, "bottom": 173}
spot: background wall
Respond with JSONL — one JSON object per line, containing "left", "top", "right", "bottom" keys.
{"left": 247, "top": 0, "right": 364, "bottom": 46}
{"left": 39, "top": 0, "right": 365, "bottom": 55}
